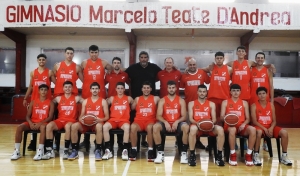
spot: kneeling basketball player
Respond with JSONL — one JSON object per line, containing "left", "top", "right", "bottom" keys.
{"left": 68, "top": 82, "right": 109, "bottom": 161}
{"left": 153, "top": 80, "right": 189, "bottom": 164}
{"left": 11, "top": 84, "right": 54, "bottom": 161}
{"left": 188, "top": 84, "right": 225, "bottom": 166}
{"left": 251, "top": 87, "right": 292, "bottom": 166}
{"left": 220, "top": 84, "right": 256, "bottom": 166}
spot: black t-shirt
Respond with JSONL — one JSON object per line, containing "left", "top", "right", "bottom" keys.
{"left": 125, "top": 62, "right": 162, "bottom": 99}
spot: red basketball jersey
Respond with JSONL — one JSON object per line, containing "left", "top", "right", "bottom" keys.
{"left": 57, "top": 95, "right": 77, "bottom": 122}
{"left": 31, "top": 68, "right": 52, "bottom": 100}
{"left": 232, "top": 60, "right": 251, "bottom": 100}
{"left": 180, "top": 69, "right": 210, "bottom": 105}
{"left": 157, "top": 69, "right": 181, "bottom": 98}
{"left": 208, "top": 65, "right": 230, "bottom": 100}
{"left": 109, "top": 95, "right": 130, "bottom": 121}
{"left": 225, "top": 98, "right": 245, "bottom": 125}
{"left": 82, "top": 59, "right": 106, "bottom": 99}
{"left": 250, "top": 67, "right": 270, "bottom": 104}
{"left": 255, "top": 101, "right": 273, "bottom": 128}
{"left": 135, "top": 95, "right": 157, "bottom": 121}
{"left": 54, "top": 62, "right": 78, "bottom": 95}
{"left": 31, "top": 98, "right": 51, "bottom": 123}
{"left": 105, "top": 70, "right": 129, "bottom": 97}
{"left": 85, "top": 97, "right": 105, "bottom": 119}
{"left": 193, "top": 100, "right": 211, "bottom": 122}
{"left": 162, "top": 95, "right": 181, "bottom": 123}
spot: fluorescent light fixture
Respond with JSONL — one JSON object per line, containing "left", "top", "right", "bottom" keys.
{"left": 269, "top": 0, "right": 300, "bottom": 3}
{"left": 53, "top": 0, "right": 125, "bottom": 1}
{"left": 160, "top": 0, "right": 235, "bottom": 2}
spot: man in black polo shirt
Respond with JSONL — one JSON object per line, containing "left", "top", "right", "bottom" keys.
{"left": 125, "top": 51, "right": 162, "bottom": 147}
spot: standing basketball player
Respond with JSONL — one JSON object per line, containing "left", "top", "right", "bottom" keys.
{"left": 68, "top": 82, "right": 109, "bottom": 161}
{"left": 11, "top": 84, "right": 54, "bottom": 160}
{"left": 42, "top": 81, "right": 83, "bottom": 160}
{"left": 251, "top": 87, "right": 292, "bottom": 166}
{"left": 102, "top": 82, "right": 133, "bottom": 161}
{"left": 153, "top": 80, "right": 189, "bottom": 164}
{"left": 188, "top": 84, "right": 225, "bottom": 166}
{"left": 53, "top": 47, "right": 83, "bottom": 97}
{"left": 220, "top": 84, "right": 256, "bottom": 166}
{"left": 23, "top": 54, "right": 55, "bottom": 151}
{"left": 129, "top": 81, "right": 160, "bottom": 161}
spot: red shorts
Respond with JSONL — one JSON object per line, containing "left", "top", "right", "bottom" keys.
{"left": 254, "top": 126, "right": 282, "bottom": 138}
{"left": 134, "top": 120, "right": 156, "bottom": 131}
{"left": 207, "top": 98, "right": 223, "bottom": 117}
{"left": 106, "top": 120, "right": 130, "bottom": 129}
{"left": 80, "top": 122, "right": 103, "bottom": 134}
{"left": 224, "top": 124, "right": 249, "bottom": 136}
{"left": 23, "top": 122, "right": 48, "bottom": 130}
{"left": 53, "top": 119, "right": 75, "bottom": 130}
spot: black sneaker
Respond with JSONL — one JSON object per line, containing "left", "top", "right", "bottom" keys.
{"left": 195, "top": 141, "right": 206, "bottom": 149}
{"left": 141, "top": 141, "right": 148, "bottom": 148}
{"left": 216, "top": 156, "right": 225, "bottom": 166}
{"left": 129, "top": 149, "right": 137, "bottom": 161}
{"left": 147, "top": 150, "right": 155, "bottom": 162}
{"left": 27, "top": 140, "right": 36, "bottom": 151}
{"left": 189, "top": 154, "right": 196, "bottom": 166}
{"left": 118, "top": 142, "right": 124, "bottom": 149}
{"left": 205, "top": 145, "right": 210, "bottom": 151}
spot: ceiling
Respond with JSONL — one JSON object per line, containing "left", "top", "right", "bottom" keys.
{"left": 1, "top": 27, "right": 300, "bottom": 38}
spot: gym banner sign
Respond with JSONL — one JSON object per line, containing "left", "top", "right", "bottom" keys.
{"left": 1, "top": 1, "right": 299, "bottom": 29}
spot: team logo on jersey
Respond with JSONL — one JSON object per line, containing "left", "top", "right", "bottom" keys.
{"left": 214, "top": 70, "right": 218, "bottom": 74}
{"left": 69, "top": 70, "right": 74, "bottom": 74}
{"left": 139, "top": 103, "right": 143, "bottom": 107}
{"left": 70, "top": 101, "right": 75, "bottom": 105}
{"left": 253, "top": 72, "right": 257, "bottom": 76}
{"left": 238, "top": 105, "right": 243, "bottom": 110}
{"left": 61, "top": 68, "right": 65, "bottom": 73}
{"left": 114, "top": 100, "right": 118, "bottom": 104}
{"left": 96, "top": 66, "right": 101, "bottom": 69}
{"left": 88, "top": 65, "right": 92, "bottom": 70}
{"left": 243, "top": 66, "right": 247, "bottom": 70}
{"left": 61, "top": 100, "right": 65, "bottom": 105}
{"left": 174, "top": 103, "right": 178, "bottom": 108}
{"left": 123, "top": 100, "right": 127, "bottom": 104}
{"left": 198, "top": 75, "right": 202, "bottom": 79}
{"left": 258, "top": 110, "right": 262, "bottom": 115}
{"left": 87, "top": 104, "right": 91, "bottom": 108}
{"left": 266, "top": 111, "right": 271, "bottom": 115}
{"left": 43, "top": 105, "right": 48, "bottom": 109}
{"left": 148, "top": 103, "right": 152, "bottom": 107}
{"left": 262, "top": 73, "right": 266, "bottom": 78}
{"left": 222, "top": 72, "right": 226, "bottom": 76}
{"left": 175, "top": 75, "right": 178, "bottom": 79}
{"left": 204, "top": 107, "right": 209, "bottom": 111}
{"left": 35, "top": 103, "right": 39, "bottom": 108}
{"left": 229, "top": 104, "right": 233, "bottom": 108}
{"left": 234, "top": 65, "right": 238, "bottom": 69}
{"left": 96, "top": 106, "right": 101, "bottom": 110}
{"left": 122, "top": 76, "right": 125, "bottom": 79}
{"left": 34, "top": 75, "right": 39, "bottom": 79}
{"left": 43, "top": 76, "right": 47, "bottom": 81}
{"left": 195, "top": 105, "right": 199, "bottom": 109}
{"left": 166, "top": 103, "right": 170, "bottom": 108}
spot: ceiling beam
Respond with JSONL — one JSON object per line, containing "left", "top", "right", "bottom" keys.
{"left": 126, "top": 30, "right": 137, "bottom": 65}
{"left": 240, "top": 30, "right": 258, "bottom": 46}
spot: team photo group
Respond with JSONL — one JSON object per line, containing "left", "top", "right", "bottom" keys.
{"left": 10, "top": 44, "right": 292, "bottom": 167}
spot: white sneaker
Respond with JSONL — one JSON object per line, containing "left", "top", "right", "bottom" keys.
{"left": 11, "top": 149, "right": 21, "bottom": 160}
{"left": 180, "top": 152, "right": 188, "bottom": 164}
{"left": 42, "top": 150, "right": 55, "bottom": 160}
{"left": 102, "top": 149, "right": 113, "bottom": 160}
{"left": 154, "top": 151, "right": 164, "bottom": 164}
{"left": 122, "top": 149, "right": 128, "bottom": 161}
{"left": 262, "top": 141, "right": 268, "bottom": 152}
{"left": 281, "top": 154, "right": 292, "bottom": 166}
{"left": 63, "top": 150, "right": 69, "bottom": 160}
{"left": 33, "top": 149, "right": 43, "bottom": 161}
{"left": 253, "top": 153, "right": 262, "bottom": 166}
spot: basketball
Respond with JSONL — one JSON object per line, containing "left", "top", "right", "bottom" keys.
{"left": 197, "top": 119, "right": 214, "bottom": 132}
{"left": 82, "top": 114, "right": 97, "bottom": 126}
{"left": 224, "top": 114, "right": 239, "bottom": 126}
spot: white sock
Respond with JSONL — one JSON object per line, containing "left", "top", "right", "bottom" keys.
{"left": 230, "top": 150, "right": 235, "bottom": 154}
{"left": 148, "top": 147, "right": 153, "bottom": 150}
{"left": 132, "top": 147, "right": 137, "bottom": 150}
{"left": 15, "top": 143, "right": 21, "bottom": 151}
{"left": 282, "top": 153, "right": 287, "bottom": 156}
{"left": 38, "top": 144, "right": 44, "bottom": 150}
{"left": 247, "top": 149, "right": 253, "bottom": 155}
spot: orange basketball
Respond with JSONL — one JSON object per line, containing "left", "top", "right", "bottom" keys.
{"left": 82, "top": 114, "right": 97, "bottom": 126}
{"left": 224, "top": 114, "right": 239, "bottom": 126}
{"left": 197, "top": 119, "right": 214, "bottom": 132}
